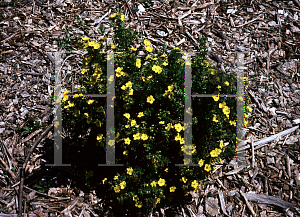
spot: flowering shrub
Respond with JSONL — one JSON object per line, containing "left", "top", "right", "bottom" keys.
{"left": 60, "top": 10, "right": 251, "bottom": 216}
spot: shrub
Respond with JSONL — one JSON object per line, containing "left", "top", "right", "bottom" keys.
{"left": 59, "top": 10, "right": 251, "bottom": 216}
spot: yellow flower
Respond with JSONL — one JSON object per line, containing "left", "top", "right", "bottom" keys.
{"left": 191, "top": 180, "right": 198, "bottom": 189}
{"left": 102, "top": 178, "right": 107, "bottom": 184}
{"left": 246, "top": 106, "right": 252, "bottom": 112}
{"left": 123, "top": 150, "right": 128, "bottom": 155}
{"left": 62, "top": 95, "right": 68, "bottom": 102}
{"left": 97, "top": 134, "right": 103, "bottom": 141}
{"left": 222, "top": 106, "right": 230, "bottom": 115}
{"left": 165, "top": 168, "right": 168, "bottom": 172}
{"left": 125, "top": 81, "right": 133, "bottom": 88}
{"left": 125, "top": 125, "right": 129, "bottom": 128}
{"left": 161, "top": 54, "right": 167, "bottom": 57}
{"left": 170, "top": 186, "right": 176, "bottom": 192}
{"left": 114, "top": 175, "right": 118, "bottom": 180}
{"left": 144, "top": 39, "right": 151, "bottom": 46}
{"left": 147, "top": 95, "right": 155, "bottom": 104}
{"left": 120, "top": 15, "right": 126, "bottom": 21}
{"left": 217, "top": 85, "right": 221, "bottom": 89}
{"left": 174, "top": 123, "right": 183, "bottom": 132}
{"left": 111, "top": 43, "right": 116, "bottom": 49}
{"left": 121, "top": 85, "right": 126, "bottom": 90}
{"left": 136, "top": 58, "right": 141, "bottom": 68}
{"left": 215, "top": 148, "right": 222, "bottom": 155}
{"left": 93, "top": 43, "right": 100, "bottom": 49}
{"left": 219, "top": 140, "right": 224, "bottom": 149}
{"left": 220, "top": 158, "right": 223, "bottom": 164}
{"left": 152, "top": 65, "right": 162, "bottom": 74}
{"left": 87, "top": 100, "right": 94, "bottom": 104}
{"left": 131, "top": 119, "right": 137, "bottom": 127}
{"left": 94, "top": 119, "right": 101, "bottom": 127}
{"left": 198, "top": 159, "right": 205, "bottom": 167}
{"left": 219, "top": 102, "right": 226, "bottom": 108}
{"left": 68, "top": 101, "right": 75, "bottom": 107}
{"left": 128, "top": 88, "right": 133, "bottom": 95}
{"left": 180, "top": 138, "right": 185, "bottom": 145}
{"left": 224, "top": 81, "right": 229, "bottom": 86}
{"left": 110, "top": 13, "right": 117, "bottom": 18}
{"left": 165, "top": 123, "right": 172, "bottom": 131}
{"left": 162, "top": 61, "right": 168, "bottom": 66}
{"left": 84, "top": 113, "right": 89, "bottom": 118}
{"left": 203, "top": 60, "right": 210, "bottom": 68}
{"left": 145, "top": 54, "right": 151, "bottom": 60}
{"left": 229, "top": 120, "right": 236, "bottom": 126}
{"left": 135, "top": 201, "right": 142, "bottom": 208}
{"left": 244, "top": 113, "right": 249, "bottom": 118}
{"left": 204, "top": 164, "right": 211, "bottom": 172}
{"left": 212, "top": 114, "right": 218, "bottom": 123}
{"left": 114, "top": 185, "right": 120, "bottom": 193}
{"left": 82, "top": 37, "right": 89, "bottom": 41}
{"left": 212, "top": 94, "right": 220, "bottom": 102}
{"left": 210, "top": 150, "right": 218, "bottom": 158}
{"left": 133, "top": 195, "right": 139, "bottom": 201}
{"left": 155, "top": 197, "right": 160, "bottom": 204}
{"left": 137, "top": 112, "right": 144, "bottom": 118}
{"left": 159, "top": 121, "right": 165, "bottom": 125}
{"left": 150, "top": 181, "right": 157, "bottom": 187}
{"left": 81, "top": 68, "right": 89, "bottom": 75}
{"left": 124, "top": 137, "right": 131, "bottom": 145}
{"left": 123, "top": 113, "right": 130, "bottom": 119}
{"left": 208, "top": 68, "right": 216, "bottom": 75}
{"left": 115, "top": 67, "right": 123, "bottom": 73}
{"left": 167, "top": 85, "right": 174, "bottom": 92}
{"left": 120, "top": 181, "right": 126, "bottom": 189}
{"left": 182, "top": 177, "right": 187, "bottom": 183}
{"left": 175, "top": 133, "right": 181, "bottom": 141}
{"left": 130, "top": 47, "right": 137, "bottom": 51}
{"left": 116, "top": 70, "right": 125, "bottom": 77}
{"left": 133, "top": 133, "right": 141, "bottom": 140}
{"left": 157, "top": 178, "right": 165, "bottom": 186}
{"left": 146, "top": 46, "right": 153, "bottom": 52}
{"left": 141, "top": 134, "right": 148, "bottom": 140}
{"left": 88, "top": 41, "right": 96, "bottom": 47}
{"left": 127, "top": 167, "right": 133, "bottom": 175}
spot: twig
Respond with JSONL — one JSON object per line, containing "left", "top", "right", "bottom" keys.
{"left": 0, "top": 158, "right": 17, "bottom": 181}
{"left": 235, "top": 15, "right": 264, "bottom": 28}
{"left": 237, "top": 126, "right": 299, "bottom": 152}
{"left": 18, "top": 123, "right": 54, "bottom": 217}
{"left": 1, "top": 29, "right": 21, "bottom": 44}
{"left": 293, "top": 0, "right": 300, "bottom": 8}
{"left": 251, "top": 137, "right": 255, "bottom": 168}
{"left": 21, "top": 129, "right": 43, "bottom": 144}
{"left": 240, "top": 190, "right": 257, "bottom": 217}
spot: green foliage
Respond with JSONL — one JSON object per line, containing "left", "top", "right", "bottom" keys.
{"left": 50, "top": 28, "right": 83, "bottom": 52}
{"left": 60, "top": 11, "right": 251, "bottom": 215}
{"left": 22, "top": 114, "right": 41, "bottom": 135}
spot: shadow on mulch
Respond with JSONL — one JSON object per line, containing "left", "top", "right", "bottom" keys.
{"left": 24, "top": 135, "right": 196, "bottom": 217}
